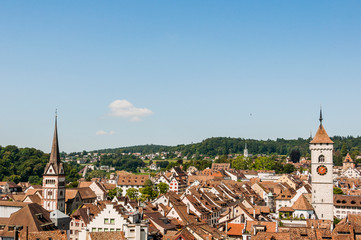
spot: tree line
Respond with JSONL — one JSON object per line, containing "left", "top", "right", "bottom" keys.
{"left": 92, "top": 136, "right": 361, "bottom": 160}
{"left": 0, "top": 145, "right": 81, "bottom": 184}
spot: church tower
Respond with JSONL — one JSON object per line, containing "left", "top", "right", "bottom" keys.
{"left": 310, "top": 110, "right": 334, "bottom": 220}
{"left": 42, "top": 114, "right": 66, "bottom": 213}
{"left": 244, "top": 143, "right": 249, "bottom": 158}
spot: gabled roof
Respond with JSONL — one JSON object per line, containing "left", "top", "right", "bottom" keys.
{"left": 292, "top": 194, "right": 314, "bottom": 211}
{"left": 344, "top": 153, "right": 353, "bottom": 163}
{"left": 78, "top": 181, "right": 92, "bottom": 188}
{"left": 71, "top": 208, "right": 91, "bottom": 224}
{"left": 310, "top": 124, "right": 333, "bottom": 144}
{"left": 143, "top": 211, "right": 177, "bottom": 231}
{"left": 0, "top": 203, "right": 56, "bottom": 238}
{"left": 65, "top": 189, "right": 79, "bottom": 202}
{"left": 77, "top": 187, "right": 97, "bottom": 200}
{"left": 23, "top": 194, "right": 42, "bottom": 205}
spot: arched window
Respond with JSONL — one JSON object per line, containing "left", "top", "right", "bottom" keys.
{"left": 48, "top": 191, "right": 52, "bottom": 196}
{"left": 319, "top": 155, "right": 325, "bottom": 163}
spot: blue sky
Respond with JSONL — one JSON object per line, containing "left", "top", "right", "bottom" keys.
{"left": 1, "top": 1, "right": 361, "bottom": 153}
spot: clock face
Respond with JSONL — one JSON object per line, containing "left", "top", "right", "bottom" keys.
{"left": 317, "top": 165, "right": 328, "bottom": 175}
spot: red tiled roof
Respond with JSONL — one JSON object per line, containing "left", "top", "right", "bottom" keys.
{"left": 292, "top": 194, "right": 313, "bottom": 211}
{"left": 117, "top": 173, "right": 149, "bottom": 186}
{"left": 227, "top": 223, "right": 244, "bottom": 236}
{"left": 310, "top": 124, "right": 333, "bottom": 144}
{"left": 344, "top": 153, "right": 353, "bottom": 163}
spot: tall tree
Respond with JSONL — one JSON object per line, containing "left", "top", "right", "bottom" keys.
{"left": 289, "top": 149, "right": 301, "bottom": 163}
{"left": 341, "top": 143, "right": 348, "bottom": 157}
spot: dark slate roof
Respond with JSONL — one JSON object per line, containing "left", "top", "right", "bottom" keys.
{"left": 44, "top": 117, "right": 64, "bottom": 176}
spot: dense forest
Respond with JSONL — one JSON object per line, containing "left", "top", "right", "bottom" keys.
{"left": 96, "top": 154, "right": 145, "bottom": 172}
{"left": 0, "top": 145, "right": 81, "bottom": 184}
{"left": 94, "top": 136, "right": 361, "bottom": 159}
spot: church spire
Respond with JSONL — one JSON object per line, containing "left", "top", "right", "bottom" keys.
{"left": 49, "top": 110, "right": 60, "bottom": 164}
{"left": 44, "top": 111, "right": 64, "bottom": 175}
{"left": 310, "top": 109, "right": 333, "bottom": 144}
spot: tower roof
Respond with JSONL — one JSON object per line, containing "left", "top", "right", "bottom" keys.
{"left": 343, "top": 153, "right": 353, "bottom": 163}
{"left": 310, "top": 124, "right": 334, "bottom": 144}
{"left": 44, "top": 115, "right": 64, "bottom": 175}
{"left": 310, "top": 109, "right": 333, "bottom": 144}
{"left": 50, "top": 115, "right": 60, "bottom": 165}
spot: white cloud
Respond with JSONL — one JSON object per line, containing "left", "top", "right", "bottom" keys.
{"left": 96, "top": 130, "right": 115, "bottom": 135}
{"left": 108, "top": 99, "right": 153, "bottom": 121}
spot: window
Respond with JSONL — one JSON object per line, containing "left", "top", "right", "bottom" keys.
{"left": 104, "top": 219, "right": 109, "bottom": 224}
{"left": 98, "top": 228, "right": 102, "bottom": 232}
{"left": 110, "top": 219, "right": 115, "bottom": 224}
{"left": 104, "top": 228, "right": 108, "bottom": 232}
{"left": 319, "top": 155, "right": 325, "bottom": 163}
{"left": 92, "top": 228, "right": 96, "bottom": 232}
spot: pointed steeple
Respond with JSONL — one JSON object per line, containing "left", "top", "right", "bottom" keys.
{"left": 49, "top": 111, "right": 60, "bottom": 165}
{"left": 319, "top": 107, "right": 323, "bottom": 125}
{"left": 44, "top": 111, "right": 64, "bottom": 175}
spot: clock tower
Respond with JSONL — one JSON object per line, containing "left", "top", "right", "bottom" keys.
{"left": 310, "top": 110, "right": 334, "bottom": 220}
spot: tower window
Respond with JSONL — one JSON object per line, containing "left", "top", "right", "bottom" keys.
{"left": 319, "top": 155, "right": 325, "bottom": 163}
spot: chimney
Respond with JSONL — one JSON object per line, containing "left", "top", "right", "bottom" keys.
{"left": 253, "top": 209, "right": 256, "bottom": 219}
